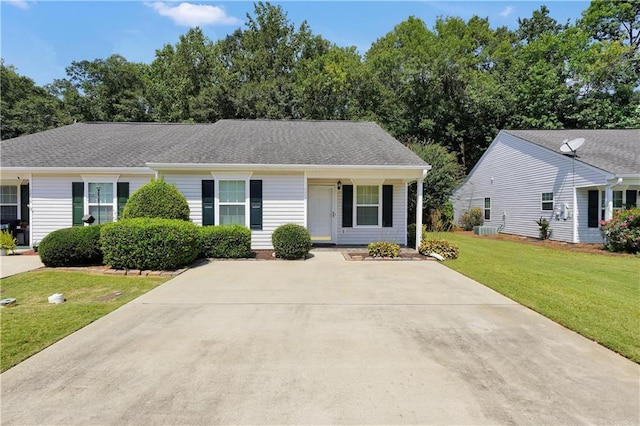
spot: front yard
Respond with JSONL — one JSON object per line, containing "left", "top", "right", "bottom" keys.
{"left": 0, "top": 271, "right": 169, "bottom": 372}
{"left": 436, "top": 232, "right": 639, "bottom": 363}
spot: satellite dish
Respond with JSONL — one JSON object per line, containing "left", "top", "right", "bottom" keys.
{"left": 560, "top": 138, "right": 585, "bottom": 155}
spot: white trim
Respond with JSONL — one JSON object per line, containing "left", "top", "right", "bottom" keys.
{"left": 215, "top": 178, "right": 250, "bottom": 227}
{"left": 1, "top": 167, "right": 152, "bottom": 175}
{"left": 211, "top": 172, "right": 253, "bottom": 180}
{"left": 351, "top": 178, "right": 385, "bottom": 186}
{"left": 303, "top": 172, "right": 308, "bottom": 228}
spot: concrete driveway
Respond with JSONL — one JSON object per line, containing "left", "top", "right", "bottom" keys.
{"left": 1, "top": 252, "right": 638, "bottom": 425}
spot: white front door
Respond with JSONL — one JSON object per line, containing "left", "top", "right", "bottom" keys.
{"left": 308, "top": 185, "right": 335, "bottom": 243}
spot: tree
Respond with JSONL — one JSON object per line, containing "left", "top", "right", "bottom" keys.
{"left": 147, "top": 28, "right": 218, "bottom": 122}
{"left": 406, "top": 141, "right": 464, "bottom": 225}
{"left": 1, "top": 61, "right": 70, "bottom": 139}
{"left": 59, "top": 54, "right": 149, "bottom": 122}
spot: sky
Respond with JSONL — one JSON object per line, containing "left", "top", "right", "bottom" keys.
{"left": 1, "top": 1, "right": 590, "bottom": 87}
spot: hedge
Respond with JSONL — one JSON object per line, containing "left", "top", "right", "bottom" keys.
{"left": 38, "top": 225, "right": 103, "bottom": 267}
{"left": 100, "top": 218, "right": 199, "bottom": 270}
{"left": 199, "top": 225, "right": 251, "bottom": 258}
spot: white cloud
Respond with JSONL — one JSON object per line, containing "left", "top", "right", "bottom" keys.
{"left": 6, "top": 0, "right": 30, "bottom": 10}
{"left": 499, "top": 6, "right": 514, "bottom": 18}
{"left": 145, "top": 2, "right": 241, "bottom": 27}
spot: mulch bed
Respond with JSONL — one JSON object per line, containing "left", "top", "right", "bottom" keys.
{"left": 344, "top": 252, "right": 432, "bottom": 261}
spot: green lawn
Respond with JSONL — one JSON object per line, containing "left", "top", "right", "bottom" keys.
{"left": 433, "top": 232, "right": 640, "bottom": 363}
{"left": 0, "top": 271, "right": 168, "bottom": 372}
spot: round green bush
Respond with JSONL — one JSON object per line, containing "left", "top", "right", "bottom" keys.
{"left": 199, "top": 225, "right": 252, "bottom": 258}
{"left": 600, "top": 208, "right": 640, "bottom": 253}
{"left": 100, "top": 218, "right": 199, "bottom": 270}
{"left": 459, "top": 207, "right": 484, "bottom": 231}
{"left": 38, "top": 225, "right": 103, "bottom": 267}
{"left": 271, "top": 223, "right": 312, "bottom": 259}
{"left": 122, "top": 179, "right": 190, "bottom": 221}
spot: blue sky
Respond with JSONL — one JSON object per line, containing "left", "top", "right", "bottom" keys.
{"left": 1, "top": 1, "right": 589, "bottom": 87}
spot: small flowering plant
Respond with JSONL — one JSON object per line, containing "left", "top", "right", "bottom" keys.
{"left": 600, "top": 207, "right": 640, "bottom": 254}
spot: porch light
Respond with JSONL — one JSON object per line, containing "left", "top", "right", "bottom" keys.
{"left": 337, "top": 180, "right": 342, "bottom": 190}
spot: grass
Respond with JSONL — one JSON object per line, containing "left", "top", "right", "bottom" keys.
{"left": 429, "top": 232, "right": 640, "bottom": 363}
{"left": 0, "top": 271, "right": 168, "bottom": 372}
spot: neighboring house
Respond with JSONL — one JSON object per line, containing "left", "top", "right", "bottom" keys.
{"left": 452, "top": 129, "right": 640, "bottom": 244}
{"left": 0, "top": 120, "right": 430, "bottom": 249}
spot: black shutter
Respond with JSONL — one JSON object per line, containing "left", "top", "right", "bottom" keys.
{"left": 250, "top": 180, "right": 263, "bottom": 230}
{"left": 202, "top": 180, "right": 214, "bottom": 226}
{"left": 117, "top": 182, "right": 129, "bottom": 220}
{"left": 20, "top": 185, "right": 29, "bottom": 223}
{"left": 382, "top": 185, "right": 393, "bottom": 227}
{"left": 588, "top": 190, "right": 598, "bottom": 228}
{"left": 342, "top": 185, "right": 353, "bottom": 228}
{"left": 625, "top": 190, "right": 637, "bottom": 209}
{"left": 72, "top": 182, "right": 84, "bottom": 227}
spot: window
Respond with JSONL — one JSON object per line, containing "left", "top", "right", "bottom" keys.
{"left": 541, "top": 192, "right": 554, "bottom": 211}
{"left": 356, "top": 185, "right": 380, "bottom": 226}
{"left": 601, "top": 191, "right": 606, "bottom": 221}
{"left": 0, "top": 185, "right": 18, "bottom": 222}
{"left": 484, "top": 197, "right": 491, "bottom": 221}
{"left": 613, "top": 191, "right": 623, "bottom": 210}
{"left": 88, "top": 182, "right": 114, "bottom": 224}
{"left": 219, "top": 180, "right": 246, "bottom": 225}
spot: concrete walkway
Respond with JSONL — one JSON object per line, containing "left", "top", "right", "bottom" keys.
{"left": 1, "top": 251, "right": 638, "bottom": 425}
{"left": 0, "top": 254, "right": 44, "bottom": 278}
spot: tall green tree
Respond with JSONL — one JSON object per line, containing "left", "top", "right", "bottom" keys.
{"left": 56, "top": 54, "right": 149, "bottom": 122}
{"left": 147, "top": 28, "right": 217, "bottom": 122}
{"left": 1, "top": 62, "right": 70, "bottom": 139}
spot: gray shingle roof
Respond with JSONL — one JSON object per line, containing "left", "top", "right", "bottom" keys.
{"left": 504, "top": 129, "right": 639, "bottom": 175}
{"left": 0, "top": 120, "right": 428, "bottom": 169}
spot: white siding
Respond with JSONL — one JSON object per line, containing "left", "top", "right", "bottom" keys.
{"left": 165, "top": 172, "right": 306, "bottom": 249}
{"left": 252, "top": 174, "right": 306, "bottom": 249}
{"left": 337, "top": 181, "right": 407, "bottom": 246}
{"left": 452, "top": 132, "right": 609, "bottom": 243}
{"left": 31, "top": 175, "right": 75, "bottom": 244}
{"left": 163, "top": 174, "right": 211, "bottom": 224}
{"left": 30, "top": 174, "right": 152, "bottom": 244}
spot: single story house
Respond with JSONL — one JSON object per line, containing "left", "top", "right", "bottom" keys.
{"left": 0, "top": 120, "right": 430, "bottom": 249}
{"left": 452, "top": 129, "right": 639, "bottom": 243}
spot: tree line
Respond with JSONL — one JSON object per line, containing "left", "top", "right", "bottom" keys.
{"left": 2, "top": 1, "right": 638, "bottom": 182}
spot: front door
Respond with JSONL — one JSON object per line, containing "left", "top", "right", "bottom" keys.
{"left": 308, "top": 185, "right": 335, "bottom": 243}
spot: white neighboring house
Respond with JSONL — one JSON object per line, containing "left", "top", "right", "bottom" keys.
{"left": 0, "top": 120, "right": 430, "bottom": 249}
{"left": 452, "top": 129, "right": 640, "bottom": 243}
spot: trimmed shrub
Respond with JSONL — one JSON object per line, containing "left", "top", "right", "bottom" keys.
{"left": 368, "top": 241, "right": 401, "bottom": 258}
{"left": 459, "top": 207, "right": 484, "bottom": 231}
{"left": 122, "top": 179, "right": 190, "bottom": 221}
{"left": 418, "top": 239, "right": 459, "bottom": 259}
{"left": 101, "top": 218, "right": 199, "bottom": 270}
{"left": 271, "top": 223, "right": 312, "bottom": 259}
{"left": 38, "top": 226, "right": 103, "bottom": 267}
{"left": 199, "top": 225, "right": 251, "bottom": 258}
{"left": 600, "top": 208, "right": 640, "bottom": 254}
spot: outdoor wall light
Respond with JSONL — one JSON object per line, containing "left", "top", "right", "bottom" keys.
{"left": 337, "top": 180, "right": 342, "bottom": 190}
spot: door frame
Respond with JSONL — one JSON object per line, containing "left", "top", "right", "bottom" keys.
{"left": 307, "top": 184, "right": 337, "bottom": 244}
